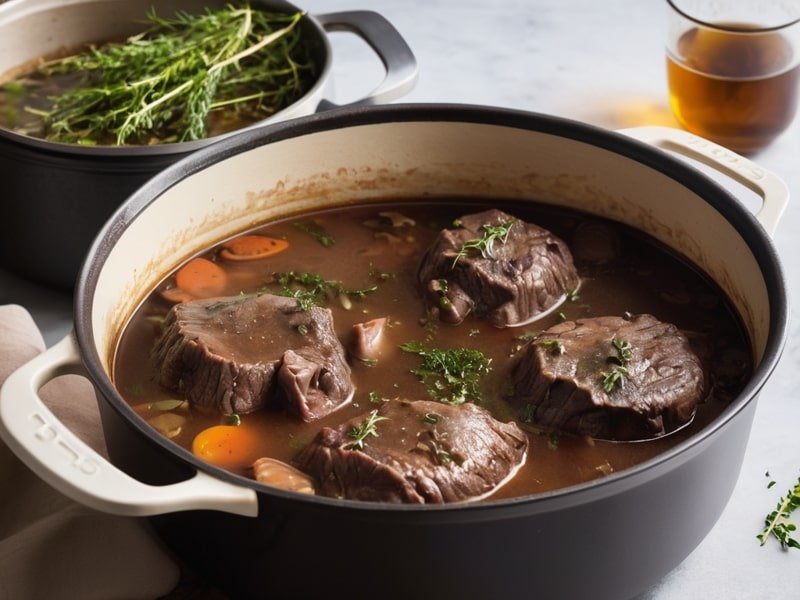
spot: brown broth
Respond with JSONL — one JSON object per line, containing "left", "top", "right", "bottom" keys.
{"left": 113, "top": 199, "right": 752, "bottom": 501}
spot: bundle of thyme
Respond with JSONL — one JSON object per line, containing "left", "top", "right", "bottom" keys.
{"left": 32, "top": 4, "right": 316, "bottom": 145}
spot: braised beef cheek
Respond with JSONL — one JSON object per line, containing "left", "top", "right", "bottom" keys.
{"left": 152, "top": 293, "right": 353, "bottom": 420}
{"left": 508, "top": 314, "right": 705, "bottom": 441}
{"left": 417, "top": 208, "right": 579, "bottom": 327}
{"left": 294, "top": 399, "right": 528, "bottom": 503}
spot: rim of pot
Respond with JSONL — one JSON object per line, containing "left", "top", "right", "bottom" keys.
{"left": 75, "top": 103, "right": 789, "bottom": 516}
{"left": 0, "top": 3, "right": 332, "bottom": 158}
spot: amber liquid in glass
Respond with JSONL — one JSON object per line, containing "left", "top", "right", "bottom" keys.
{"left": 667, "top": 26, "right": 799, "bottom": 153}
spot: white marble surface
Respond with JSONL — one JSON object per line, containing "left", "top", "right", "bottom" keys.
{"left": 1, "top": 0, "right": 799, "bottom": 598}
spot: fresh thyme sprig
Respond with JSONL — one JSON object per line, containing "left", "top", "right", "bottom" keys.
{"left": 611, "top": 337, "right": 633, "bottom": 364}
{"left": 342, "top": 410, "right": 388, "bottom": 450}
{"left": 32, "top": 5, "right": 315, "bottom": 145}
{"left": 758, "top": 474, "right": 800, "bottom": 550}
{"left": 600, "top": 365, "right": 629, "bottom": 393}
{"left": 400, "top": 341, "right": 491, "bottom": 405}
{"left": 452, "top": 221, "right": 515, "bottom": 267}
{"left": 600, "top": 337, "right": 633, "bottom": 393}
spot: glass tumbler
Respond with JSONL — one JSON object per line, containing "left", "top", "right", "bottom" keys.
{"left": 665, "top": 0, "right": 800, "bottom": 153}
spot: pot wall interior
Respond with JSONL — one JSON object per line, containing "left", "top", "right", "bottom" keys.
{"left": 91, "top": 121, "right": 770, "bottom": 375}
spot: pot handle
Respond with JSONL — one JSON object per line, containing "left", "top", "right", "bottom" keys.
{"left": 314, "top": 10, "right": 418, "bottom": 109}
{"left": 617, "top": 126, "right": 789, "bottom": 236}
{"left": 0, "top": 334, "right": 258, "bottom": 517}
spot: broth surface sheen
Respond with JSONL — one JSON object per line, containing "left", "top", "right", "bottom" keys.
{"left": 113, "top": 199, "right": 752, "bottom": 501}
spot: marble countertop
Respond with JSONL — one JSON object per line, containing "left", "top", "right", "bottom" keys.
{"left": 1, "top": 0, "right": 799, "bottom": 598}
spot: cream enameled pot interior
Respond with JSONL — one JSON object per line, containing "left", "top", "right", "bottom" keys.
{"left": 91, "top": 120, "right": 770, "bottom": 375}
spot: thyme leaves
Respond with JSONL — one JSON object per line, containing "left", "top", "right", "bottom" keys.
{"left": 600, "top": 337, "right": 633, "bottom": 393}
{"left": 270, "top": 271, "right": 377, "bottom": 311}
{"left": 758, "top": 475, "right": 800, "bottom": 550}
{"left": 342, "top": 410, "right": 388, "bottom": 451}
{"left": 452, "top": 220, "right": 515, "bottom": 267}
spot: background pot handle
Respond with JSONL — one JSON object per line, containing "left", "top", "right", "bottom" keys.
{"left": 0, "top": 334, "right": 258, "bottom": 517}
{"left": 617, "top": 126, "right": 789, "bottom": 237}
{"left": 314, "top": 10, "right": 418, "bottom": 109}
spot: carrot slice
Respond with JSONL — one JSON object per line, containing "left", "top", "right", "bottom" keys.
{"left": 174, "top": 257, "right": 227, "bottom": 298}
{"left": 219, "top": 235, "right": 288, "bottom": 261}
{"left": 192, "top": 424, "right": 261, "bottom": 471}
{"left": 160, "top": 287, "right": 195, "bottom": 304}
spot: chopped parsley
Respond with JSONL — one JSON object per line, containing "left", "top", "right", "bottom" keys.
{"left": 270, "top": 271, "right": 377, "bottom": 311}
{"left": 400, "top": 341, "right": 491, "bottom": 405}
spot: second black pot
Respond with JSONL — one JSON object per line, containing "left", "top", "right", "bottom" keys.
{"left": 0, "top": 0, "right": 417, "bottom": 289}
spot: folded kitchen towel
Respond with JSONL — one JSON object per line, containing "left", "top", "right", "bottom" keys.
{"left": 0, "top": 304, "right": 180, "bottom": 600}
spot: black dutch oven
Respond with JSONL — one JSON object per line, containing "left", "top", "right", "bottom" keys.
{"left": 0, "top": 105, "right": 789, "bottom": 600}
{"left": 0, "top": 0, "right": 417, "bottom": 290}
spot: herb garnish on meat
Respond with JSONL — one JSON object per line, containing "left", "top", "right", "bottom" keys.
{"left": 452, "top": 220, "right": 515, "bottom": 266}
{"left": 342, "top": 410, "right": 388, "bottom": 450}
{"left": 600, "top": 337, "right": 633, "bottom": 392}
{"left": 400, "top": 341, "right": 491, "bottom": 405}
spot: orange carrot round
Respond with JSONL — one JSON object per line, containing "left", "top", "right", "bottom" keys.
{"left": 219, "top": 235, "right": 288, "bottom": 261}
{"left": 160, "top": 287, "right": 195, "bottom": 304}
{"left": 174, "top": 257, "right": 227, "bottom": 298}
{"left": 192, "top": 424, "right": 261, "bottom": 471}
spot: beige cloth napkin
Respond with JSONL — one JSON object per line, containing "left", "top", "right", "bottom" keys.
{"left": 0, "top": 304, "right": 179, "bottom": 600}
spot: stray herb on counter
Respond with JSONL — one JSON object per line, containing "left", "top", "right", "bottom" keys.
{"left": 452, "top": 221, "right": 515, "bottom": 267}
{"left": 342, "top": 410, "right": 388, "bottom": 450}
{"left": 758, "top": 474, "right": 800, "bottom": 550}
{"left": 400, "top": 341, "right": 491, "bottom": 405}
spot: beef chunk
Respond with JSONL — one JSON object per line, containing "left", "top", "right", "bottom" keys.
{"left": 152, "top": 293, "right": 353, "bottom": 420}
{"left": 508, "top": 314, "right": 705, "bottom": 440}
{"left": 349, "top": 317, "right": 387, "bottom": 361}
{"left": 294, "top": 400, "right": 528, "bottom": 503}
{"left": 417, "top": 209, "right": 579, "bottom": 328}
